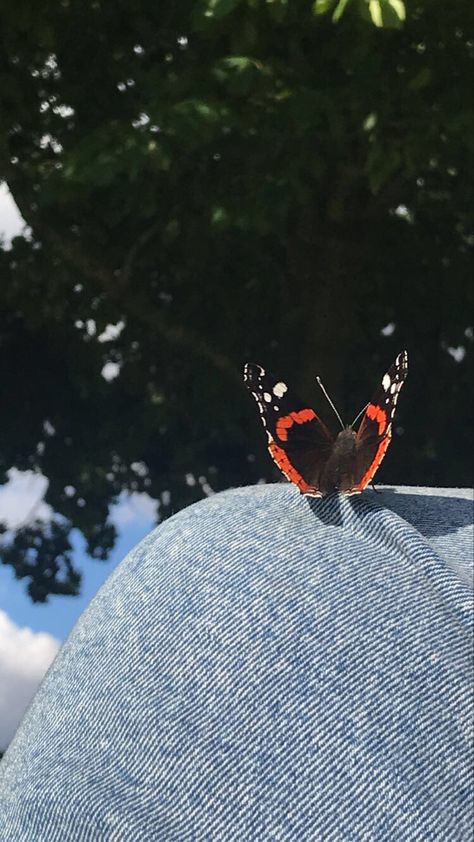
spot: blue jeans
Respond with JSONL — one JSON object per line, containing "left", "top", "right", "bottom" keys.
{"left": 1, "top": 485, "right": 473, "bottom": 840}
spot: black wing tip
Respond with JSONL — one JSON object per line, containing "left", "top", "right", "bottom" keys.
{"left": 243, "top": 362, "right": 265, "bottom": 381}
{"left": 395, "top": 349, "right": 409, "bottom": 377}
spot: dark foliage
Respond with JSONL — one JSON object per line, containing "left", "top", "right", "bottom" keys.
{"left": 0, "top": 0, "right": 472, "bottom": 600}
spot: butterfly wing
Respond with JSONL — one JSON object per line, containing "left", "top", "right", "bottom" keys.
{"left": 244, "top": 363, "right": 335, "bottom": 496}
{"left": 352, "top": 350, "right": 408, "bottom": 492}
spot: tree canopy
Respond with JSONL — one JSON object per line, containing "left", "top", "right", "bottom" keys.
{"left": 0, "top": 0, "right": 472, "bottom": 600}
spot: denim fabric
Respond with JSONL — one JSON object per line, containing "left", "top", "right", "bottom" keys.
{"left": 370, "top": 486, "right": 473, "bottom": 588}
{"left": 0, "top": 485, "right": 473, "bottom": 841}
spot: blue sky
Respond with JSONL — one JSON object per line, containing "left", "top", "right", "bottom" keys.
{"left": 0, "top": 469, "right": 158, "bottom": 751}
{"left": 0, "top": 495, "right": 156, "bottom": 641}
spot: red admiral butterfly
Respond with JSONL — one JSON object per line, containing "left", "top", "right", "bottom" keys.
{"left": 244, "top": 351, "right": 408, "bottom": 497}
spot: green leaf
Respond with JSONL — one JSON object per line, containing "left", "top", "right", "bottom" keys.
{"left": 408, "top": 67, "right": 432, "bottom": 91}
{"left": 387, "top": 0, "right": 405, "bottom": 23}
{"left": 366, "top": 145, "right": 402, "bottom": 193}
{"left": 265, "top": 0, "right": 289, "bottom": 23}
{"left": 218, "top": 56, "right": 257, "bottom": 72}
{"left": 201, "top": 0, "right": 242, "bottom": 20}
{"left": 212, "top": 56, "right": 263, "bottom": 95}
{"left": 368, "top": 0, "right": 383, "bottom": 27}
{"left": 211, "top": 205, "right": 230, "bottom": 227}
{"left": 363, "top": 112, "right": 378, "bottom": 131}
{"left": 332, "top": 0, "right": 351, "bottom": 21}
{"left": 365, "top": 0, "right": 406, "bottom": 29}
{"left": 312, "top": 0, "right": 334, "bottom": 15}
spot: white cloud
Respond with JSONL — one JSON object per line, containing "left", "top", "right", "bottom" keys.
{"left": 0, "top": 183, "right": 27, "bottom": 248}
{"left": 101, "top": 361, "right": 121, "bottom": 381}
{"left": 0, "top": 477, "right": 157, "bottom": 753}
{"left": 0, "top": 610, "right": 60, "bottom": 751}
{"left": 392, "top": 204, "right": 414, "bottom": 223}
{"left": 85, "top": 318, "right": 96, "bottom": 336}
{"left": 130, "top": 461, "right": 148, "bottom": 478}
{"left": 132, "top": 112, "right": 150, "bottom": 129}
{"left": 0, "top": 468, "right": 52, "bottom": 530}
{"left": 0, "top": 465, "right": 158, "bottom": 536}
{"left": 380, "top": 321, "right": 396, "bottom": 337}
{"left": 110, "top": 491, "right": 158, "bottom": 528}
{"left": 446, "top": 345, "right": 466, "bottom": 363}
{"left": 98, "top": 320, "right": 125, "bottom": 343}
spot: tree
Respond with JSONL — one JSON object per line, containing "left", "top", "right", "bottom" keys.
{"left": 0, "top": 0, "right": 472, "bottom": 600}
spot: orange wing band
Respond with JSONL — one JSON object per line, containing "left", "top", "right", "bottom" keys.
{"left": 268, "top": 440, "right": 316, "bottom": 494}
{"left": 366, "top": 403, "right": 389, "bottom": 435}
{"left": 355, "top": 435, "right": 391, "bottom": 491}
{"left": 276, "top": 409, "right": 317, "bottom": 442}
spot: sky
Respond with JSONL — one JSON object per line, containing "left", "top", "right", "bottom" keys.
{"left": 0, "top": 182, "right": 28, "bottom": 247}
{"left": 0, "top": 187, "right": 159, "bottom": 751}
{"left": 0, "top": 469, "right": 158, "bottom": 752}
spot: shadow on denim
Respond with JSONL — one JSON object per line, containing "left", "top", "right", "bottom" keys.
{"left": 306, "top": 487, "right": 472, "bottom": 536}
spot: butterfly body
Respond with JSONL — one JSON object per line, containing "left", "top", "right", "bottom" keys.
{"left": 317, "top": 427, "right": 358, "bottom": 496}
{"left": 244, "top": 352, "right": 408, "bottom": 498}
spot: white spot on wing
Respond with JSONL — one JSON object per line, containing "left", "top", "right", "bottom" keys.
{"left": 273, "top": 382, "right": 287, "bottom": 398}
{"left": 263, "top": 392, "right": 272, "bottom": 402}
{"left": 382, "top": 374, "right": 391, "bottom": 391}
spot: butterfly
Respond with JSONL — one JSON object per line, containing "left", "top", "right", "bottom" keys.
{"left": 244, "top": 351, "right": 408, "bottom": 497}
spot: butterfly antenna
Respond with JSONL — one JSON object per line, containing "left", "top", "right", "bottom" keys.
{"left": 350, "top": 403, "right": 369, "bottom": 429}
{"left": 316, "top": 377, "right": 345, "bottom": 431}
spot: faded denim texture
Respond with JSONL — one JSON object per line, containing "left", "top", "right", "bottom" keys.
{"left": 0, "top": 485, "right": 473, "bottom": 841}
